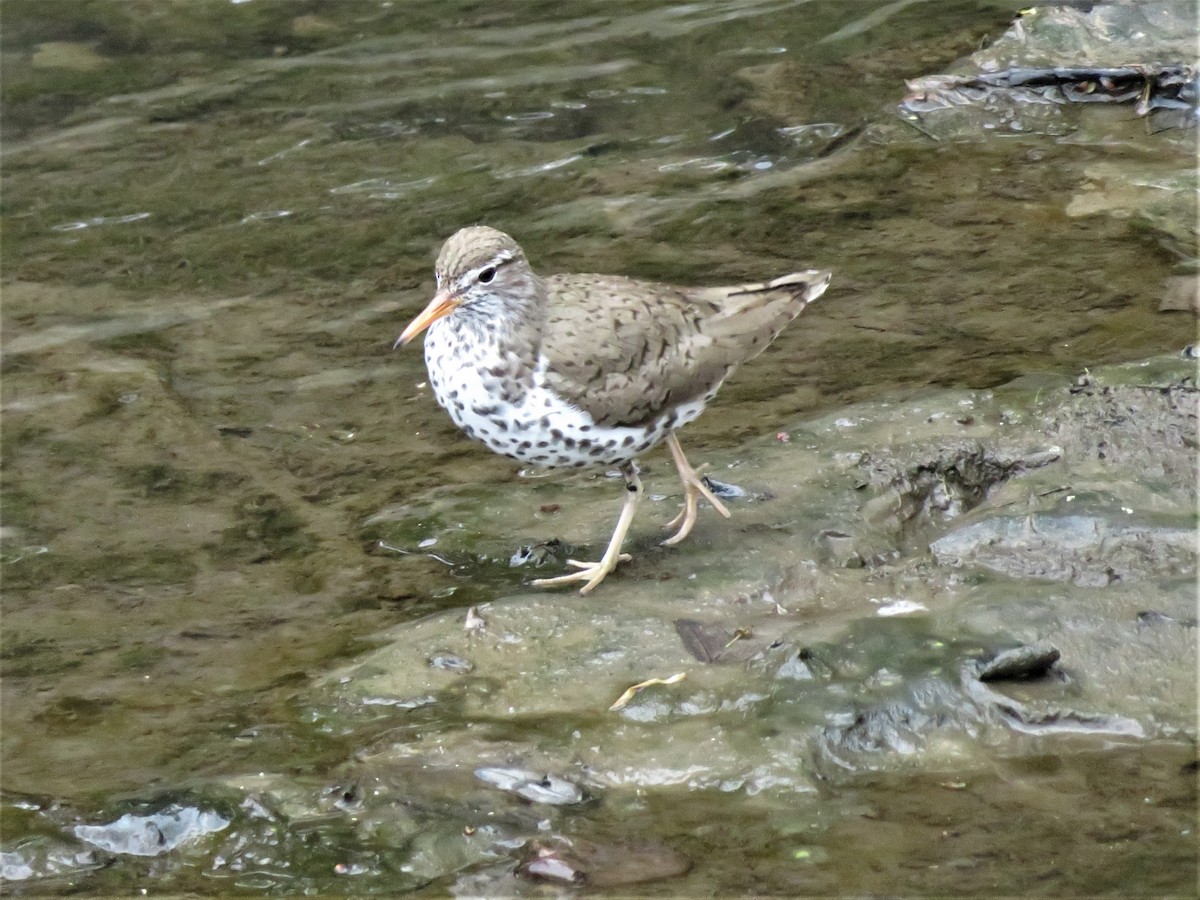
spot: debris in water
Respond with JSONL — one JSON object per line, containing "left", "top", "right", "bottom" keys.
{"left": 609, "top": 672, "right": 687, "bottom": 711}
{"left": 463, "top": 605, "right": 486, "bottom": 633}
{"left": 724, "top": 627, "right": 752, "bottom": 649}
{"left": 510, "top": 539, "right": 565, "bottom": 568}
{"left": 523, "top": 847, "right": 586, "bottom": 884}
{"left": 701, "top": 476, "right": 747, "bottom": 499}
{"left": 376, "top": 539, "right": 453, "bottom": 567}
{"left": 675, "top": 619, "right": 732, "bottom": 663}
{"left": 428, "top": 652, "right": 473, "bottom": 673}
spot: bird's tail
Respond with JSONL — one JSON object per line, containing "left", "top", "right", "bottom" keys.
{"left": 697, "top": 269, "right": 832, "bottom": 359}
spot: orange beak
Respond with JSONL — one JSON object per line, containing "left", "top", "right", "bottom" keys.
{"left": 394, "top": 290, "right": 459, "bottom": 348}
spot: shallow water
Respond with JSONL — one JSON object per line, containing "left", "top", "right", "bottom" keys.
{"left": 1, "top": 0, "right": 1196, "bottom": 895}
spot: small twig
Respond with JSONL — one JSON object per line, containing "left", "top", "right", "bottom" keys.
{"left": 897, "top": 114, "right": 940, "bottom": 142}
{"left": 609, "top": 673, "right": 687, "bottom": 711}
{"left": 377, "top": 540, "right": 454, "bottom": 567}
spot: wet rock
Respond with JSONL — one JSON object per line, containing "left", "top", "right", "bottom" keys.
{"left": 197, "top": 771, "right": 533, "bottom": 893}
{"left": 816, "top": 528, "right": 865, "bottom": 568}
{"left": 816, "top": 677, "right": 988, "bottom": 776}
{"left": 861, "top": 443, "right": 1062, "bottom": 530}
{"left": 743, "top": 639, "right": 832, "bottom": 685}
{"left": 451, "top": 864, "right": 525, "bottom": 897}
{"left": 323, "top": 356, "right": 1196, "bottom": 806}
{"left": 973, "top": 643, "right": 1061, "bottom": 681}
{"left": 931, "top": 514, "right": 1195, "bottom": 586}
{"left": 1066, "top": 162, "right": 1196, "bottom": 261}
{"left": 0, "top": 841, "right": 99, "bottom": 882}
{"left": 994, "top": 704, "right": 1145, "bottom": 739}
{"left": 1041, "top": 370, "right": 1197, "bottom": 481}
{"left": 474, "top": 768, "right": 586, "bottom": 805}
{"left": 904, "top": 64, "right": 1197, "bottom": 128}
{"left": 898, "top": 3, "right": 1199, "bottom": 139}
{"left": 520, "top": 838, "right": 692, "bottom": 888}
{"left": 72, "top": 805, "right": 229, "bottom": 856}
{"left": 962, "top": 662, "right": 1146, "bottom": 739}
{"left": 773, "top": 648, "right": 824, "bottom": 682}
{"left": 1137, "top": 610, "right": 1198, "bottom": 629}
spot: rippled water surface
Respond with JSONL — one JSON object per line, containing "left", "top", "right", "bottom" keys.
{"left": 2, "top": 0, "right": 1196, "bottom": 895}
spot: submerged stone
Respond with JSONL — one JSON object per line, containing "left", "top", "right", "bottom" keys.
{"left": 72, "top": 806, "right": 230, "bottom": 857}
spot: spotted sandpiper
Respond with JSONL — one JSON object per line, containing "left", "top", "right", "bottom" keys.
{"left": 397, "top": 227, "right": 830, "bottom": 593}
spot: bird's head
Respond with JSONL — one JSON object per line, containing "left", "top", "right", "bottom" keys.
{"left": 395, "top": 226, "right": 540, "bottom": 348}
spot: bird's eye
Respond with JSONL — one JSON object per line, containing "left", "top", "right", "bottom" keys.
{"left": 478, "top": 266, "right": 496, "bottom": 284}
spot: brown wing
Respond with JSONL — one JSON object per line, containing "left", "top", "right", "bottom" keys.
{"left": 539, "top": 270, "right": 830, "bottom": 427}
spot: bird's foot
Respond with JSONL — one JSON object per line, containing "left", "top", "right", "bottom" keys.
{"left": 662, "top": 469, "right": 731, "bottom": 546}
{"left": 532, "top": 553, "right": 633, "bottom": 595}
{"left": 661, "top": 490, "right": 697, "bottom": 545}
{"left": 661, "top": 433, "right": 733, "bottom": 546}
{"left": 535, "top": 462, "right": 642, "bottom": 594}
{"left": 663, "top": 462, "right": 709, "bottom": 532}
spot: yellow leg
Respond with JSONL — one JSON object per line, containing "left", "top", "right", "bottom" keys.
{"left": 533, "top": 463, "right": 641, "bottom": 594}
{"left": 662, "top": 432, "right": 730, "bottom": 546}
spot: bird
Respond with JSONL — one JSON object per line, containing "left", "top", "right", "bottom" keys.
{"left": 395, "top": 226, "right": 831, "bottom": 594}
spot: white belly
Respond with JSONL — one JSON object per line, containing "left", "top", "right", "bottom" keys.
{"left": 423, "top": 321, "right": 697, "bottom": 469}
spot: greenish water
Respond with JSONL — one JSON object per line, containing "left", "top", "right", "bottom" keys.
{"left": 1, "top": 0, "right": 1196, "bottom": 895}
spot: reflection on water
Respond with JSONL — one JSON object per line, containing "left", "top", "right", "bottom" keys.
{"left": 1, "top": 0, "right": 1195, "bottom": 895}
